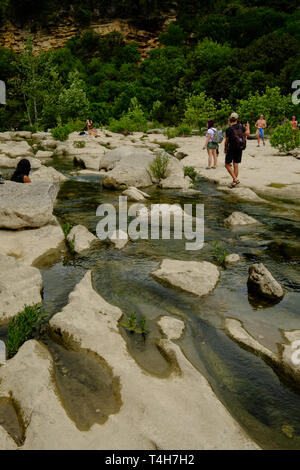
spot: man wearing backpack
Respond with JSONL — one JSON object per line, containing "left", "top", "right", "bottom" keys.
{"left": 224, "top": 112, "right": 250, "bottom": 188}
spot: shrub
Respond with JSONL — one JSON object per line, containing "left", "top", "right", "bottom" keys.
{"left": 51, "top": 124, "right": 72, "bottom": 141}
{"left": 212, "top": 241, "right": 227, "bottom": 267}
{"left": 7, "top": 305, "right": 45, "bottom": 358}
{"left": 108, "top": 97, "right": 148, "bottom": 134}
{"left": 176, "top": 123, "right": 192, "bottom": 136}
{"left": 149, "top": 152, "right": 170, "bottom": 180}
{"left": 184, "top": 166, "right": 198, "bottom": 182}
{"left": 270, "top": 122, "right": 300, "bottom": 153}
{"left": 158, "top": 142, "right": 179, "bottom": 155}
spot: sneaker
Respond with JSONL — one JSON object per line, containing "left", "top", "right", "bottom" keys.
{"left": 0, "top": 175, "right": 5, "bottom": 184}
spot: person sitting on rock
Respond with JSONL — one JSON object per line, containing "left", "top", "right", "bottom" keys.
{"left": 11, "top": 158, "right": 31, "bottom": 183}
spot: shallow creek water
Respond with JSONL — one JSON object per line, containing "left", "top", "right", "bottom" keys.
{"left": 1, "top": 158, "right": 300, "bottom": 449}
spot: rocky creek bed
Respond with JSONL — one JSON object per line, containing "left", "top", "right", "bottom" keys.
{"left": 0, "top": 130, "right": 299, "bottom": 449}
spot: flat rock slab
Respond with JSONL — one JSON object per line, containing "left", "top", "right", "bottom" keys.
{"left": 152, "top": 259, "right": 220, "bottom": 297}
{"left": 218, "top": 186, "right": 266, "bottom": 203}
{"left": 0, "top": 224, "right": 64, "bottom": 265}
{"left": 0, "top": 181, "right": 59, "bottom": 229}
{"left": 0, "top": 254, "right": 42, "bottom": 322}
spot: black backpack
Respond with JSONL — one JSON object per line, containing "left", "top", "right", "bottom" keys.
{"left": 231, "top": 124, "right": 247, "bottom": 151}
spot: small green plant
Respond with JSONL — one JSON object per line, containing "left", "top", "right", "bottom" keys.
{"left": 158, "top": 142, "right": 179, "bottom": 155}
{"left": 212, "top": 241, "right": 227, "bottom": 267}
{"left": 184, "top": 166, "right": 198, "bottom": 183}
{"left": 73, "top": 140, "right": 86, "bottom": 148}
{"left": 67, "top": 235, "right": 76, "bottom": 255}
{"left": 120, "top": 312, "right": 148, "bottom": 335}
{"left": 7, "top": 305, "right": 45, "bottom": 358}
{"left": 176, "top": 123, "right": 192, "bottom": 137}
{"left": 62, "top": 222, "right": 72, "bottom": 238}
{"left": 51, "top": 124, "right": 72, "bottom": 141}
{"left": 270, "top": 123, "right": 300, "bottom": 153}
{"left": 165, "top": 127, "right": 178, "bottom": 139}
{"left": 149, "top": 152, "right": 170, "bottom": 180}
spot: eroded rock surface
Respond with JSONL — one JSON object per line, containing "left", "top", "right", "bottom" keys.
{"left": 224, "top": 212, "right": 259, "bottom": 227}
{"left": 248, "top": 263, "right": 284, "bottom": 300}
{"left": 0, "top": 254, "right": 42, "bottom": 322}
{"left": 67, "top": 225, "right": 97, "bottom": 253}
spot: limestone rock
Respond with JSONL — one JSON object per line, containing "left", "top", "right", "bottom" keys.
{"left": 108, "top": 229, "right": 129, "bottom": 250}
{"left": 225, "top": 254, "right": 240, "bottom": 264}
{"left": 158, "top": 316, "right": 185, "bottom": 340}
{"left": 0, "top": 254, "right": 42, "bottom": 322}
{"left": 0, "top": 425, "right": 17, "bottom": 450}
{"left": 152, "top": 259, "right": 220, "bottom": 297}
{"left": 247, "top": 263, "right": 284, "bottom": 300}
{"left": 0, "top": 224, "right": 64, "bottom": 265}
{"left": 224, "top": 212, "right": 259, "bottom": 227}
{"left": 101, "top": 146, "right": 154, "bottom": 189}
{"left": 122, "top": 186, "right": 150, "bottom": 201}
{"left": 0, "top": 181, "right": 59, "bottom": 229}
{"left": 0, "top": 141, "right": 33, "bottom": 158}
{"left": 159, "top": 157, "right": 191, "bottom": 190}
{"left": 218, "top": 186, "right": 266, "bottom": 203}
{"left": 67, "top": 225, "right": 97, "bottom": 253}
{"left": 30, "top": 166, "right": 67, "bottom": 183}
{"left": 35, "top": 150, "right": 53, "bottom": 160}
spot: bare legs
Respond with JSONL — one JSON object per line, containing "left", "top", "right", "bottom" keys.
{"left": 225, "top": 162, "right": 239, "bottom": 183}
{"left": 207, "top": 148, "right": 217, "bottom": 168}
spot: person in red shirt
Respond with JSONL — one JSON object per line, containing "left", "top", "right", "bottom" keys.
{"left": 290, "top": 116, "right": 298, "bottom": 131}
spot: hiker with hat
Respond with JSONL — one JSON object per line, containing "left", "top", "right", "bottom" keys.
{"left": 224, "top": 112, "right": 250, "bottom": 188}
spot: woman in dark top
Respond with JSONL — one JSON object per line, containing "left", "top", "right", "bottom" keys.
{"left": 11, "top": 158, "right": 31, "bottom": 183}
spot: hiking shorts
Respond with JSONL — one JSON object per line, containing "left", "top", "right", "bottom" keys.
{"left": 225, "top": 150, "right": 242, "bottom": 164}
{"left": 207, "top": 142, "right": 218, "bottom": 149}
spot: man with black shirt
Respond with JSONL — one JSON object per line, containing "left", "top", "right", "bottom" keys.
{"left": 224, "top": 112, "right": 250, "bottom": 188}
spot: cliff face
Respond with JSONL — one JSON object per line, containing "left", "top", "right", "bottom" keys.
{"left": 0, "top": 13, "right": 176, "bottom": 58}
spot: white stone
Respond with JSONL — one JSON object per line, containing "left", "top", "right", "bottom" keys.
{"left": 30, "top": 166, "right": 67, "bottom": 183}
{"left": 158, "top": 316, "right": 185, "bottom": 340}
{"left": 224, "top": 212, "right": 259, "bottom": 227}
{"left": 152, "top": 259, "right": 220, "bottom": 297}
{"left": 108, "top": 229, "right": 129, "bottom": 250}
{"left": 225, "top": 254, "right": 240, "bottom": 264}
{"left": 35, "top": 150, "right": 53, "bottom": 160}
{"left": 0, "top": 254, "right": 42, "bottom": 322}
{"left": 0, "top": 141, "right": 33, "bottom": 158}
{"left": 0, "top": 181, "right": 59, "bottom": 229}
{"left": 67, "top": 225, "right": 97, "bottom": 253}
{"left": 122, "top": 186, "right": 150, "bottom": 201}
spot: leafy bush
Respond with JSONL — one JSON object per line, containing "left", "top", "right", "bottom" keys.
{"left": 184, "top": 166, "right": 198, "bottom": 182}
{"left": 149, "top": 152, "right": 170, "bottom": 180}
{"left": 212, "top": 241, "right": 227, "bottom": 267}
{"left": 7, "top": 305, "right": 45, "bottom": 358}
{"left": 158, "top": 142, "right": 179, "bottom": 155}
{"left": 184, "top": 92, "right": 216, "bottom": 129}
{"left": 109, "top": 97, "right": 148, "bottom": 134}
{"left": 270, "top": 122, "right": 300, "bottom": 153}
{"left": 51, "top": 124, "right": 71, "bottom": 141}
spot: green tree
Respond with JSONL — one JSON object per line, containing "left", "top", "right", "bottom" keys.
{"left": 270, "top": 123, "right": 300, "bottom": 153}
{"left": 57, "top": 71, "right": 89, "bottom": 123}
{"left": 183, "top": 92, "right": 216, "bottom": 128}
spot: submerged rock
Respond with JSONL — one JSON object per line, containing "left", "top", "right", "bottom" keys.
{"left": 0, "top": 181, "right": 59, "bottom": 229}
{"left": 67, "top": 225, "right": 97, "bottom": 253}
{"left": 224, "top": 211, "right": 259, "bottom": 227}
{"left": 152, "top": 259, "right": 220, "bottom": 297}
{"left": 247, "top": 263, "right": 284, "bottom": 300}
{"left": 0, "top": 254, "right": 42, "bottom": 322}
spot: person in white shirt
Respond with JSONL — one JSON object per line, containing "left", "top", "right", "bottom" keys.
{"left": 203, "top": 119, "right": 218, "bottom": 169}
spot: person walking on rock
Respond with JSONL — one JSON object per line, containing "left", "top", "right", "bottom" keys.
{"left": 224, "top": 112, "right": 250, "bottom": 188}
{"left": 203, "top": 119, "right": 218, "bottom": 169}
{"left": 255, "top": 114, "right": 267, "bottom": 146}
